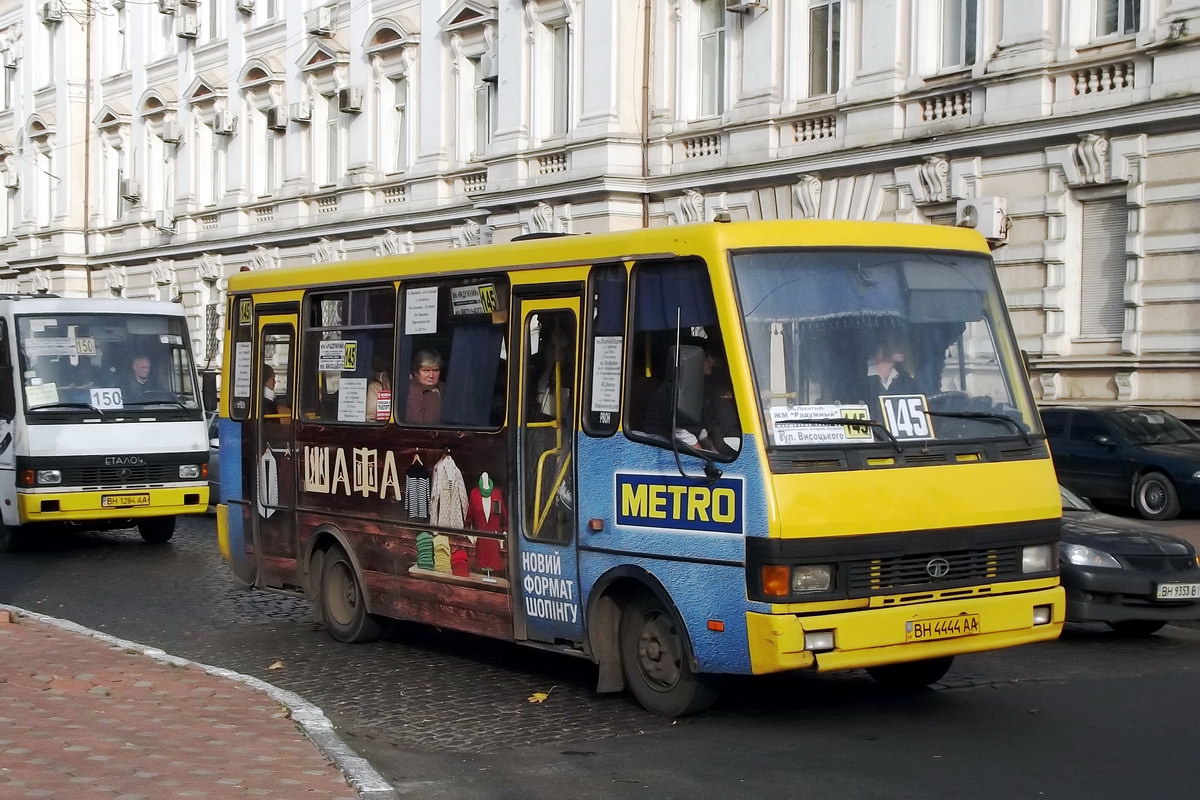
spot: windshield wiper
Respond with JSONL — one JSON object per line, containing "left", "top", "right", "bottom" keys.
{"left": 778, "top": 418, "right": 903, "bottom": 453}
{"left": 29, "top": 401, "right": 104, "bottom": 415}
{"left": 122, "top": 400, "right": 190, "bottom": 410}
{"left": 928, "top": 411, "right": 1031, "bottom": 446}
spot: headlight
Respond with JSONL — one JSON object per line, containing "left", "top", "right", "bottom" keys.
{"left": 179, "top": 464, "right": 201, "bottom": 479}
{"left": 1059, "top": 543, "right": 1121, "bottom": 569}
{"left": 791, "top": 565, "right": 833, "bottom": 593}
{"left": 1192, "top": 470, "right": 1200, "bottom": 480}
{"left": 1022, "top": 544, "right": 1055, "bottom": 573}
{"left": 36, "top": 469, "right": 61, "bottom": 485}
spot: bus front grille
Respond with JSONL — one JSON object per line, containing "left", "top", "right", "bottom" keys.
{"left": 846, "top": 546, "right": 1023, "bottom": 594}
{"left": 62, "top": 465, "right": 182, "bottom": 487}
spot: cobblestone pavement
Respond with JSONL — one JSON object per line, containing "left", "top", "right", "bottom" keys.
{"left": 3, "top": 514, "right": 1200, "bottom": 761}
{"left": 0, "top": 609, "right": 358, "bottom": 800}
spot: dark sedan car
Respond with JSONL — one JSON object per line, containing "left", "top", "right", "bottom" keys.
{"left": 1060, "top": 485, "right": 1200, "bottom": 634}
{"left": 1041, "top": 406, "right": 1200, "bottom": 520}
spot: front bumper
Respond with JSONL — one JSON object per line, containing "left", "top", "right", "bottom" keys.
{"left": 1062, "top": 565, "right": 1200, "bottom": 623}
{"left": 17, "top": 485, "right": 210, "bottom": 524}
{"left": 746, "top": 582, "right": 1064, "bottom": 674}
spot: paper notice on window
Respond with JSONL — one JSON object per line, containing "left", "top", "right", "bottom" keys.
{"left": 405, "top": 287, "right": 439, "bottom": 334}
{"left": 233, "top": 342, "right": 253, "bottom": 398}
{"left": 25, "top": 337, "right": 78, "bottom": 357}
{"left": 375, "top": 388, "right": 392, "bottom": 421}
{"left": 90, "top": 387, "right": 124, "bottom": 410}
{"left": 337, "top": 378, "right": 368, "bottom": 423}
{"left": 25, "top": 382, "right": 59, "bottom": 407}
{"left": 450, "top": 283, "right": 499, "bottom": 315}
{"left": 319, "top": 340, "right": 357, "bottom": 371}
{"left": 770, "top": 404, "right": 873, "bottom": 446}
{"left": 591, "top": 336, "right": 622, "bottom": 413}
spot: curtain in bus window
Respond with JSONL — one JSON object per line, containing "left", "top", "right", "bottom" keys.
{"left": 443, "top": 323, "right": 504, "bottom": 426}
{"left": 594, "top": 268, "right": 626, "bottom": 336}
{"left": 634, "top": 262, "right": 717, "bottom": 330}
{"left": 735, "top": 254, "right": 907, "bottom": 322}
{"left": 911, "top": 322, "right": 966, "bottom": 396}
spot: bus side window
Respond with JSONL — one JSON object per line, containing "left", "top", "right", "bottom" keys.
{"left": 229, "top": 297, "right": 254, "bottom": 422}
{"left": 583, "top": 262, "right": 626, "bottom": 437}
{"left": 300, "top": 286, "right": 396, "bottom": 425}
{"left": 0, "top": 319, "right": 13, "bottom": 418}
{"left": 397, "top": 276, "right": 508, "bottom": 429}
{"left": 624, "top": 258, "right": 741, "bottom": 460}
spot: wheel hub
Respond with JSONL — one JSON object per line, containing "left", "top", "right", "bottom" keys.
{"left": 637, "top": 612, "right": 682, "bottom": 690}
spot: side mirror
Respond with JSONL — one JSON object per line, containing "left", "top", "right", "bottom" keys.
{"left": 1094, "top": 434, "right": 1113, "bottom": 446}
{"left": 209, "top": 437, "right": 220, "bottom": 449}
{"left": 671, "top": 344, "right": 705, "bottom": 427}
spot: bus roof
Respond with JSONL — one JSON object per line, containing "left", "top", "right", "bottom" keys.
{"left": 228, "top": 220, "right": 992, "bottom": 294}
{"left": 0, "top": 296, "right": 189, "bottom": 317}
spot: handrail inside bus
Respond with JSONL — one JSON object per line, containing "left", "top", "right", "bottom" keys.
{"left": 531, "top": 359, "right": 571, "bottom": 537}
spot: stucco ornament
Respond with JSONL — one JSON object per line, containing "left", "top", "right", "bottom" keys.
{"left": 455, "top": 219, "right": 482, "bottom": 248}
{"left": 104, "top": 265, "right": 127, "bottom": 297}
{"left": 917, "top": 155, "right": 951, "bottom": 203}
{"left": 377, "top": 229, "right": 413, "bottom": 256}
{"left": 30, "top": 269, "right": 51, "bottom": 294}
{"left": 198, "top": 252, "right": 223, "bottom": 284}
{"left": 1074, "top": 134, "right": 1109, "bottom": 185}
{"left": 253, "top": 245, "right": 280, "bottom": 271}
{"left": 794, "top": 174, "right": 823, "bottom": 219}
{"left": 311, "top": 238, "right": 343, "bottom": 264}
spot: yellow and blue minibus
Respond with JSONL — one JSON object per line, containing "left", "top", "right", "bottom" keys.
{"left": 217, "top": 221, "right": 1063, "bottom": 715}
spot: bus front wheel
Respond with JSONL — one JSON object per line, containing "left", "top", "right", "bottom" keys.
{"left": 137, "top": 516, "right": 176, "bottom": 544}
{"left": 867, "top": 656, "right": 954, "bottom": 690}
{"left": 320, "top": 546, "right": 383, "bottom": 644}
{"left": 619, "top": 593, "right": 718, "bottom": 717}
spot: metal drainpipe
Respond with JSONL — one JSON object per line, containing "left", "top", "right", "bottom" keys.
{"left": 640, "top": 0, "right": 652, "bottom": 228}
{"left": 82, "top": 5, "right": 93, "bottom": 297}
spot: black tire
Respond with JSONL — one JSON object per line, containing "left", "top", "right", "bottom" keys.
{"left": 1107, "top": 620, "right": 1166, "bottom": 636}
{"left": 1133, "top": 472, "right": 1181, "bottom": 520}
{"left": 137, "top": 516, "right": 176, "bottom": 544}
{"left": 867, "top": 656, "right": 954, "bottom": 690}
{"left": 0, "top": 525, "right": 22, "bottom": 553}
{"left": 320, "top": 546, "right": 383, "bottom": 643}
{"left": 619, "top": 593, "right": 718, "bottom": 717}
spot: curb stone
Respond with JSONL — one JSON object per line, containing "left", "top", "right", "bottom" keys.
{"left": 0, "top": 603, "right": 397, "bottom": 800}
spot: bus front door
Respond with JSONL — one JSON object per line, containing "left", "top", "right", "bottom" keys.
{"left": 513, "top": 295, "right": 584, "bottom": 645}
{"left": 252, "top": 314, "right": 300, "bottom": 590}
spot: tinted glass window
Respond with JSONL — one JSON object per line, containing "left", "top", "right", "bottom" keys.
{"left": 1041, "top": 411, "right": 1067, "bottom": 438}
{"left": 1068, "top": 413, "right": 1109, "bottom": 442}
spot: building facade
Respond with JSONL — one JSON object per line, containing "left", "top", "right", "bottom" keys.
{"left": 0, "top": 0, "right": 1197, "bottom": 417}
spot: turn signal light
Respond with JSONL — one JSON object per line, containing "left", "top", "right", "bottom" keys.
{"left": 761, "top": 565, "right": 790, "bottom": 597}
{"left": 19, "top": 469, "right": 34, "bottom": 487}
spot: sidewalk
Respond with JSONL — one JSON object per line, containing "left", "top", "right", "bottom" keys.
{"left": 0, "top": 607, "right": 394, "bottom": 800}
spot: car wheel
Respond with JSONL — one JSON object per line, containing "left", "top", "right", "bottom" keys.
{"left": 1133, "top": 472, "right": 1181, "bottom": 520}
{"left": 137, "top": 516, "right": 176, "bottom": 544}
{"left": 320, "top": 546, "right": 383, "bottom": 644}
{"left": 867, "top": 656, "right": 955, "bottom": 690}
{"left": 620, "top": 593, "right": 718, "bottom": 717}
{"left": 1107, "top": 620, "right": 1166, "bottom": 636}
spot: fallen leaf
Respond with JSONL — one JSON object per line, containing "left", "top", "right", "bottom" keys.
{"left": 268, "top": 661, "right": 284, "bottom": 670}
{"left": 527, "top": 685, "right": 557, "bottom": 704}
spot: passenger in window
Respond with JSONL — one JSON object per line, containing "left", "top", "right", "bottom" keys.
{"left": 865, "top": 331, "right": 920, "bottom": 401}
{"left": 262, "top": 364, "right": 279, "bottom": 416}
{"left": 405, "top": 349, "right": 445, "bottom": 424}
{"left": 366, "top": 355, "right": 393, "bottom": 423}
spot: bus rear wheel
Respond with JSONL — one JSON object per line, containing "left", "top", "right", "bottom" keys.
{"left": 320, "top": 546, "right": 383, "bottom": 644}
{"left": 137, "top": 516, "right": 176, "bottom": 544}
{"left": 619, "top": 593, "right": 718, "bottom": 717}
{"left": 867, "top": 656, "right": 954, "bottom": 690}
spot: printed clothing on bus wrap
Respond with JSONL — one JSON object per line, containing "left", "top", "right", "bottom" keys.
{"left": 404, "top": 461, "right": 431, "bottom": 522}
{"left": 429, "top": 454, "right": 468, "bottom": 528}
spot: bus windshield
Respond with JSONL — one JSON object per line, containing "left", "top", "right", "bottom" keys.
{"left": 732, "top": 248, "right": 1039, "bottom": 448}
{"left": 17, "top": 313, "right": 201, "bottom": 417}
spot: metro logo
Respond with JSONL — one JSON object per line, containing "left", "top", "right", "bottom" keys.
{"left": 615, "top": 473, "right": 744, "bottom": 534}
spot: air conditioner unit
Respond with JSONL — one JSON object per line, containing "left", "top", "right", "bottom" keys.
{"left": 956, "top": 196, "right": 1009, "bottom": 241}
{"left": 213, "top": 112, "right": 237, "bottom": 135}
{"left": 289, "top": 101, "right": 312, "bottom": 122}
{"left": 2, "top": 171, "right": 18, "bottom": 189}
{"left": 306, "top": 6, "right": 335, "bottom": 36}
{"left": 41, "top": 1, "right": 64, "bottom": 24}
{"left": 157, "top": 0, "right": 179, "bottom": 14}
{"left": 338, "top": 87, "right": 363, "bottom": 113}
{"left": 119, "top": 178, "right": 140, "bottom": 202}
{"left": 175, "top": 15, "right": 200, "bottom": 39}
{"left": 725, "top": 0, "right": 764, "bottom": 12}
{"left": 235, "top": 0, "right": 255, "bottom": 13}
{"left": 265, "top": 106, "right": 288, "bottom": 130}
{"left": 155, "top": 211, "right": 176, "bottom": 231}
{"left": 159, "top": 122, "right": 181, "bottom": 143}
{"left": 479, "top": 52, "right": 499, "bottom": 82}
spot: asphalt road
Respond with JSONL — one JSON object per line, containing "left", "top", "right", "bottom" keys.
{"left": 3, "top": 515, "right": 1200, "bottom": 799}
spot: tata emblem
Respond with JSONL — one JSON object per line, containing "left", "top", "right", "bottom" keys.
{"left": 926, "top": 557, "right": 951, "bottom": 579}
